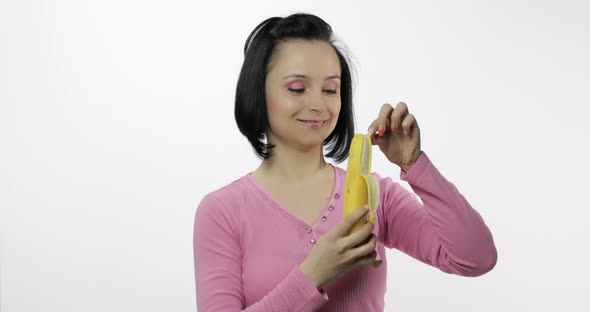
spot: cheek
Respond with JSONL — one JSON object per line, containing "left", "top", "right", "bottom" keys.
{"left": 267, "top": 96, "right": 295, "bottom": 117}
{"left": 330, "top": 101, "right": 342, "bottom": 118}
{"left": 267, "top": 101, "right": 275, "bottom": 114}
{"left": 265, "top": 98, "right": 285, "bottom": 126}
{"left": 266, "top": 99, "right": 280, "bottom": 120}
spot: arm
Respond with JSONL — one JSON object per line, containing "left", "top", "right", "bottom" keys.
{"left": 375, "top": 151, "right": 497, "bottom": 277}
{"left": 193, "top": 194, "right": 329, "bottom": 311}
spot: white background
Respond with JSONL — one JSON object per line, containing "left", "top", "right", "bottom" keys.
{"left": 1, "top": 0, "right": 589, "bottom": 311}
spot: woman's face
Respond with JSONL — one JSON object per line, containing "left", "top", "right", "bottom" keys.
{"left": 264, "top": 39, "right": 342, "bottom": 151}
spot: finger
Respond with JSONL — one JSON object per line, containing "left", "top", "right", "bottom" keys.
{"left": 370, "top": 131, "right": 385, "bottom": 145}
{"left": 331, "top": 206, "right": 369, "bottom": 238}
{"left": 401, "top": 114, "right": 416, "bottom": 135}
{"left": 367, "top": 119, "right": 379, "bottom": 135}
{"left": 370, "top": 120, "right": 395, "bottom": 145}
{"left": 352, "top": 232, "right": 376, "bottom": 250}
{"left": 368, "top": 104, "right": 393, "bottom": 136}
{"left": 340, "top": 222, "right": 374, "bottom": 250}
{"left": 359, "top": 233, "right": 377, "bottom": 250}
{"left": 353, "top": 250, "right": 378, "bottom": 266}
{"left": 346, "top": 235, "right": 377, "bottom": 262}
{"left": 378, "top": 104, "right": 394, "bottom": 136}
{"left": 390, "top": 102, "right": 408, "bottom": 132}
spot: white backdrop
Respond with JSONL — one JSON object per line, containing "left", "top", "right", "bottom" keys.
{"left": 1, "top": 0, "right": 589, "bottom": 311}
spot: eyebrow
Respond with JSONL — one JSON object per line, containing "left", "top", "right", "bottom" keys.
{"left": 282, "top": 74, "right": 341, "bottom": 80}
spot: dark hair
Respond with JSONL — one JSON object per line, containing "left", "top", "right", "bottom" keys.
{"left": 234, "top": 13, "right": 357, "bottom": 163}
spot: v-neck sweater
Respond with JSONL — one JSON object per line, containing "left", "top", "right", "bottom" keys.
{"left": 193, "top": 151, "right": 497, "bottom": 311}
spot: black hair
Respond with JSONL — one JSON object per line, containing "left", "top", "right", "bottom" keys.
{"left": 234, "top": 12, "right": 357, "bottom": 163}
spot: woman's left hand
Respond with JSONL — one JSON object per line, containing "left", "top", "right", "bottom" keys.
{"left": 367, "top": 102, "right": 422, "bottom": 172}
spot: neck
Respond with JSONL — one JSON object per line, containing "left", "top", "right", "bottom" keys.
{"left": 255, "top": 142, "right": 330, "bottom": 182}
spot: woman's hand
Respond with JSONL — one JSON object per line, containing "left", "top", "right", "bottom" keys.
{"left": 298, "top": 207, "right": 378, "bottom": 289}
{"left": 367, "top": 102, "right": 422, "bottom": 172}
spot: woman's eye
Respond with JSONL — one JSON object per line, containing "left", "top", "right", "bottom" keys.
{"left": 287, "top": 88, "right": 338, "bottom": 94}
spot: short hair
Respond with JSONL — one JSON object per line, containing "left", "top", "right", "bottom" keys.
{"left": 234, "top": 12, "right": 357, "bottom": 163}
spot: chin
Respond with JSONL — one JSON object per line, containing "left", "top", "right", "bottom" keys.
{"left": 297, "top": 135, "right": 331, "bottom": 149}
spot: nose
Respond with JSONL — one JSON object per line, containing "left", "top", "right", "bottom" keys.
{"left": 306, "top": 91, "right": 326, "bottom": 112}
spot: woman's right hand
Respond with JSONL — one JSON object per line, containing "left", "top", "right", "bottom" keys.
{"left": 298, "top": 206, "right": 378, "bottom": 289}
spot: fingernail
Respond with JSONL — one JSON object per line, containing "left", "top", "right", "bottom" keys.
{"left": 391, "top": 122, "right": 396, "bottom": 130}
{"left": 368, "top": 127, "right": 375, "bottom": 134}
{"left": 364, "top": 204, "right": 369, "bottom": 210}
{"left": 403, "top": 129, "right": 408, "bottom": 135}
{"left": 378, "top": 128, "right": 384, "bottom": 136}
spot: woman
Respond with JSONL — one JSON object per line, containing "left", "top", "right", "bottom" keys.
{"left": 193, "top": 13, "right": 497, "bottom": 311}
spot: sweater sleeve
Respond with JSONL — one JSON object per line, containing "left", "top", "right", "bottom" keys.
{"left": 193, "top": 194, "right": 329, "bottom": 311}
{"left": 375, "top": 151, "right": 497, "bottom": 277}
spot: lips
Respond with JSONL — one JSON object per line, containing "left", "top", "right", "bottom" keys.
{"left": 297, "top": 119, "right": 327, "bottom": 129}
{"left": 297, "top": 119, "right": 326, "bottom": 123}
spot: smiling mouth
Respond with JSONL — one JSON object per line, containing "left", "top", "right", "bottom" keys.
{"left": 297, "top": 119, "right": 327, "bottom": 123}
{"left": 297, "top": 119, "right": 327, "bottom": 129}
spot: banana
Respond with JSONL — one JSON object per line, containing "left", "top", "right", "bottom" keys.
{"left": 342, "top": 133, "right": 382, "bottom": 267}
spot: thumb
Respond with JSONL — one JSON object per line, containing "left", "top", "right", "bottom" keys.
{"left": 369, "top": 132, "right": 387, "bottom": 146}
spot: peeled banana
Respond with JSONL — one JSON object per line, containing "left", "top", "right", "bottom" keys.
{"left": 342, "top": 133, "right": 382, "bottom": 267}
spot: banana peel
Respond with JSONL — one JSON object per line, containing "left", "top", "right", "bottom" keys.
{"left": 342, "top": 133, "right": 382, "bottom": 267}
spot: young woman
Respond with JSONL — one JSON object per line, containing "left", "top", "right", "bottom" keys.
{"left": 193, "top": 13, "right": 497, "bottom": 312}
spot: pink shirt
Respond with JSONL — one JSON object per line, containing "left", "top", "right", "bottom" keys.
{"left": 193, "top": 151, "right": 497, "bottom": 311}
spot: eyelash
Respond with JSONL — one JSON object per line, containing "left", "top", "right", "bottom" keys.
{"left": 288, "top": 88, "right": 338, "bottom": 94}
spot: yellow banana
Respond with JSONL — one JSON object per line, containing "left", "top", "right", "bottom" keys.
{"left": 342, "top": 133, "right": 382, "bottom": 267}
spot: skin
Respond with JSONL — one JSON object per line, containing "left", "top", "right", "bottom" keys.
{"left": 250, "top": 39, "right": 342, "bottom": 226}
{"left": 367, "top": 101, "right": 423, "bottom": 172}
{"left": 253, "top": 39, "right": 342, "bottom": 181}
{"left": 250, "top": 39, "right": 423, "bottom": 289}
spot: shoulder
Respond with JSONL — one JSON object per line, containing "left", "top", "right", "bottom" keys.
{"left": 194, "top": 176, "right": 253, "bottom": 245}
{"left": 201, "top": 175, "right": 251, "bottom": 205}
{"left": 195, "top": 175, "right": 253, "bottom": 223}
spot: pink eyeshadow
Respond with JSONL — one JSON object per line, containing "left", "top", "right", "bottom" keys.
{"left": 284, "top": 81, "right": 303, "bottom": 88}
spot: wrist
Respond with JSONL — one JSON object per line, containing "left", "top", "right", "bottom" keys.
{"left": 400, "top": 151, "right": 422, "bottom": 173}
{"left": 400, "top": 161, "right": 416, "bottom": 173}
{"left": 298, "top": 262, "right": 324, "bottom": 289}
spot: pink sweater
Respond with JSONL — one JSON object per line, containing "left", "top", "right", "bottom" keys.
{"left": 193, "top": 151, "right": 497, "bottom": 311}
